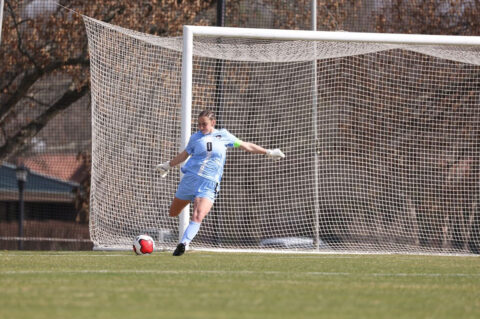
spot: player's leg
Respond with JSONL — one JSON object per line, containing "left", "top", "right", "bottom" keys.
{"left": 173, "top": 177, "right": 216, "bottom": 256}
{"left": 192, "top": 197, "right": 214, "bottom": 223}
{"left": 173, "top": 197, "right": 215, "bottom": 256}
{"left": 169, "top": 197, "right": 190, "bottom": 217}
{"left": 177, "top": 197, "right": 213, "bottom": 249}
{"left": 170, "top": 174, "right": 195, "bottom": 217}
{"left": 171, "top": 197, "right": 194, "bottom": 256}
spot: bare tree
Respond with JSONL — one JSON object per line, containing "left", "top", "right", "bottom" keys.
{"left": 0, "top": 0, "right": 215, "bottom": 161}
{"left": 376, "top": 0, "right": 480, "bottom": 35}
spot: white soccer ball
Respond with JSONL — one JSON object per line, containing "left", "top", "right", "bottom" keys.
{"left": 133, "top": 234, "right": 155, "bottom": 255}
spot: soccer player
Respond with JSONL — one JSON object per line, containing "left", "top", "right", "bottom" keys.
{"left": 156, "top": 109, "right": 285, "bottom": 256}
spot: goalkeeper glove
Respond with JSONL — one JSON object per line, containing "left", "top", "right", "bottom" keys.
{"left": 265, "top": 149, "right": 285, "bottom": 160}
{"left": 155, "top": 161, "right": 171, "bottom": 178}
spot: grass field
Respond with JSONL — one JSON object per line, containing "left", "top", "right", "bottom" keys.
{"left": 0, "top": 251, "right": 479, "bottom": 319}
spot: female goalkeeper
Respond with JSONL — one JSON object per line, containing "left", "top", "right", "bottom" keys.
{"left": 156, "top": 109, "right": 285, "bottom": 256}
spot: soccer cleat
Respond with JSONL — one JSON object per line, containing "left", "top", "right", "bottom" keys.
{"left": 173, "top": 243, "right": 186, "bottom": 256}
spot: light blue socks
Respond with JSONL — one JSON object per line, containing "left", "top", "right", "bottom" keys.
{"left": 181, "top": 221, "right": 201, "bottom": 245}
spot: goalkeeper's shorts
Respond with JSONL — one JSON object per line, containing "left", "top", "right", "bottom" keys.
{"left": 175, "top": 173, "right": 219, "bottom": 203}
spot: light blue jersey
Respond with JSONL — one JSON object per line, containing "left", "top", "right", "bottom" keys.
{"left": 181, "top": 129, "right": 240, "bottom": 184}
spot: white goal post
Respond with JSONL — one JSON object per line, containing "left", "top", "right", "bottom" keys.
{"left": 0, "top": 0, "right": 4, "bottom": 45}
{"left": 84, "top": 16, "right": 480, "bottom": 255}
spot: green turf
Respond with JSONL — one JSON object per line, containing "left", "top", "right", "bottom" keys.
{"left": 0, "top": 251, "right": 478, "bottom": 319}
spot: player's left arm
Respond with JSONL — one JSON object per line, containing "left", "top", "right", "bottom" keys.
{"left": 239, "top": 141, "right": 266, "bottom": 154}
{"left": 238, "top": 141, "right": 285, "bottom": 160}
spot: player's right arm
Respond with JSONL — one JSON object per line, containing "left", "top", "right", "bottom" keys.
{"left": 156, "top": 150, "right": 189, "bottom": 178}
{"left": 169, "top": 150, "right": 190, "bottom": 167}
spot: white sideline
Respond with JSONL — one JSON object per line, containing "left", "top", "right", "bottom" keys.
{"left": 0, "top": 254, "right": 128, "bottom": 257}
{"left": 1, "top": 269, "right": 479, "bottom": 278}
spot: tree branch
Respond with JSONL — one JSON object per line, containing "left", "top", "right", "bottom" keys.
{"left": 0, "top": 83, "right": 89, "bottom": 161}
{"left": 0, "top": 56, "right": 90, "bottom": 121}
{"left": 5, "top": 0, "right": 39, "bottom": 69}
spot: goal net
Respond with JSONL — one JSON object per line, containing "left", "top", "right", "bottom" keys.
{"left": 84, "top": 16, "right": 480, "bottom": 255}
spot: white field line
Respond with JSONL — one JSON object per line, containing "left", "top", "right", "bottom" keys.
{"left": 1, "top": 269, "right": 479, "bottom": 277}
{"left": 0, "top": 254, "right": 129, "bottom": 257}
{"left": 3, "top": 255, "right": 478, "bottom": 262}
{"left": 0, "top": 254, "right": 362, "bottom": 259}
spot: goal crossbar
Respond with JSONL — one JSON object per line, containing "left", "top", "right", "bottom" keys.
{"left": 184, "top": 25, "right": 480, "bottom": 46}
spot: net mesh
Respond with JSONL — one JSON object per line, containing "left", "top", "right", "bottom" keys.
{"left": 84, "top": 17, "right": 480, "bottom": 255}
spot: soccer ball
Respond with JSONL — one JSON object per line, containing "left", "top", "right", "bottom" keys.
{"left": 133, "top": 235, "right": 155, "bottom": 255}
